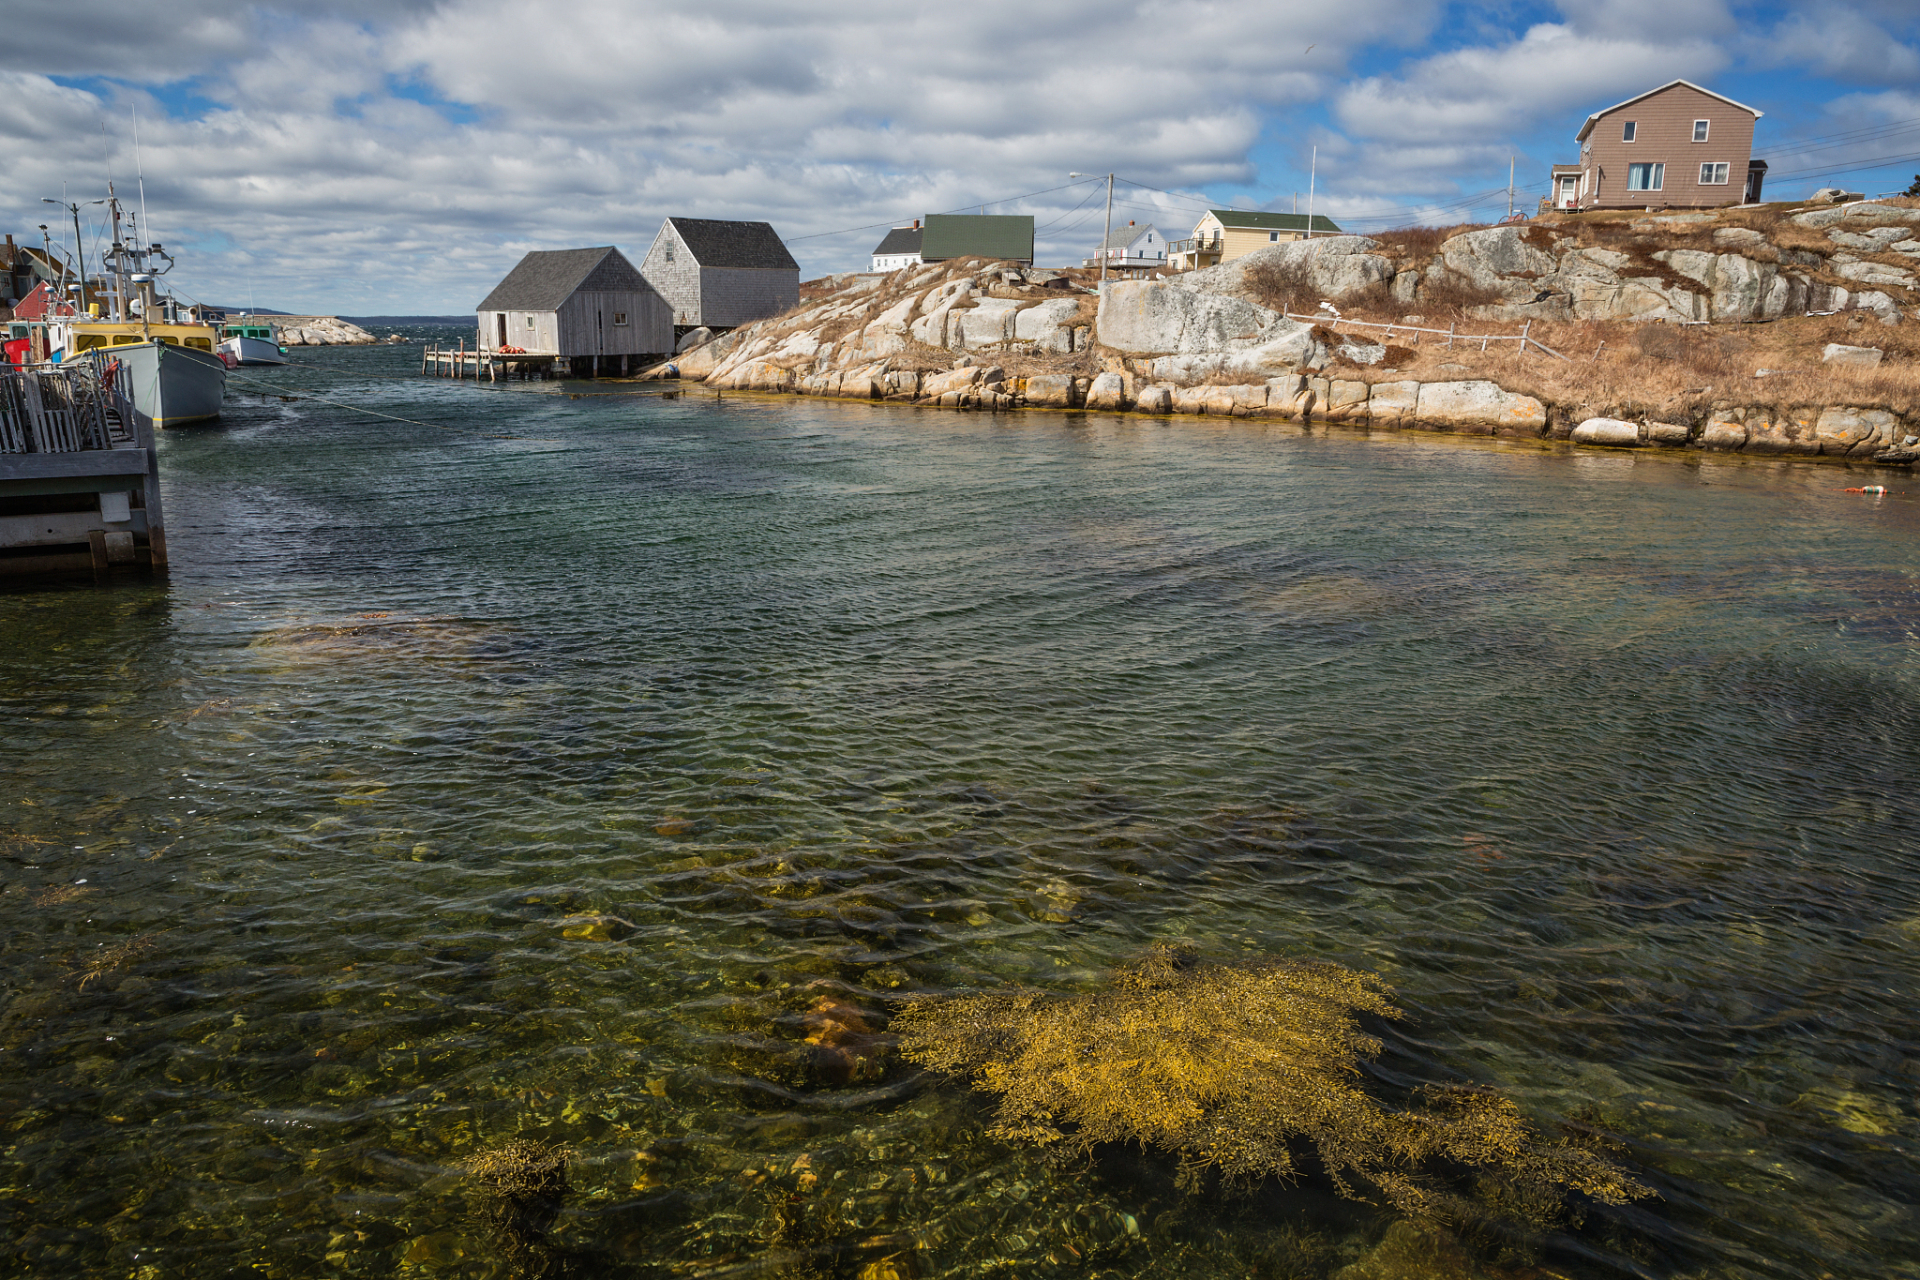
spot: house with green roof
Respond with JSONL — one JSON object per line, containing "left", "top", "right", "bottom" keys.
{"left": 1168, "top": 209, "right": 1343, "bottom": 271}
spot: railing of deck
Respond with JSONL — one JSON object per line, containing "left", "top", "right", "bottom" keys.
{"left": 0, "top": 358, "right": 137, "bottom": 454}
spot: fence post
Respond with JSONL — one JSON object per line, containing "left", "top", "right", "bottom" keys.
{"left": 1447, "top": 322, "right": 1455, "bottom": 350}
{"left": 1520, "top": 320, "right": 1531, "bottom": 355}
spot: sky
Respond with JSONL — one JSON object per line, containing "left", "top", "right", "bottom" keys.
{"left": 2, "top": 0, "right": 1918, "bottom": 314}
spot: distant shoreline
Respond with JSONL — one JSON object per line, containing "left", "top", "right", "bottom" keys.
{"left": 340, "top": 315, "right": 473, "bottom": 327}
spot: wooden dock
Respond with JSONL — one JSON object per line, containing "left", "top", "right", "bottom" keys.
{"left": 0, "top": 358, "right": 166, "bottom": 576}
{"left": 421, "top": 342, "right": 652, "bottom": 381}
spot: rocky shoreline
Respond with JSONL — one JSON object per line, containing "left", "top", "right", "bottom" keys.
{"left": 666, "top": 200, "right": 1920, "bottom": 467}
{"left": 271, "top": 316, "right": 378, "bottom": 346}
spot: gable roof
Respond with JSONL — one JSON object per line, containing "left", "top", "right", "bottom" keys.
{"left": 872, "top": 226, "right": 923, "bottom": 256}
{"left": 1098, "top": 223, "right": 1158, "bottom": 251}
{"left": 1205, "top": 209, "right": 1344, "bottom": 235}
{"left": 920, "top": 214, "right": 1035, "bottom": 263}
{"left": 476, "top": 247, "right": 649, "bottom": 311}
{"left": 1576, "top": 80, "right": 1763, "bottom": 142}
{"left": 663, "top": 218, "right": 798, "bottom": 270}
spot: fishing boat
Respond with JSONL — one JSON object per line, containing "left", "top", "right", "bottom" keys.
{"left": 218, "top": 319, "right": 287, "bottom": 366}
{"left": 44, "top": 194, "right": 226, "bottom": 427}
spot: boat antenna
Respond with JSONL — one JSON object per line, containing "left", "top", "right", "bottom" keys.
{"left": 132, "top": 105, "right": 152, "bottom": 249}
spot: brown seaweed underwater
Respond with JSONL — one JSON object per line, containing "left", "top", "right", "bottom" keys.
{"left": 895, "top": 944, "right": 1653, "bottom": 1230}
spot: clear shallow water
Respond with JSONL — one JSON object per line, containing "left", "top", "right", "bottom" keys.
{"left": 3, "top": 334, "right": 1918, "bottom": 1279}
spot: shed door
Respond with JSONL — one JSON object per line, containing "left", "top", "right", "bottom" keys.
{"left": 497, "top": 314, "right": 506, "bottom": 349}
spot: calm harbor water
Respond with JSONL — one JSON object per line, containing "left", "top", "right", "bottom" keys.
{"left": 2, "top": 333, "right": 1917, "bottom": 1279}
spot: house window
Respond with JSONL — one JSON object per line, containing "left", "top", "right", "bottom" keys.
{"left": 1627, "top": 162, "right": 1664, "bottom": 191}
{"left": 1699, "top": 162, "right": 1730, "bottom": 185}
{"left": 1269, "top": 231, "right": 1279, "bottom": 241}
{"left": 664, "top": 244, "right": 675, "bottom": 263}
{"left": 613, "top": 312, "right": 628, "bottom": 325}
{"left": 1622, "top": 121, "right": 1637, "bottom": 142}
{"left": 1693, "top": 120, "right": 1710, "bottom": 142}
{"left": 525, "top": 315, "right": 534, "bottom": 329}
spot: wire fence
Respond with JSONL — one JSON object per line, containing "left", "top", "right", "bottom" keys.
{"left": 1285, "top": 312, "right": 1572, "bottom": 361}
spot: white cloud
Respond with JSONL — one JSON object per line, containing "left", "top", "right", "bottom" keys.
{"left": 1751, "top": 3, "right": 1920, "bottom": 84}
{"left": 3, "top": 0, "right": 1910, "bottom": 310}
{"left": 1329, "top": 15, "right": 1729, "bottom": 198}
{"left": 1, "top": 0, "right": 1447, "bottom": 309}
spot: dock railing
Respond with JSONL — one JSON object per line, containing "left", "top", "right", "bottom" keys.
{"left": 0, "top": 359, "right": 139, "bottom": 454}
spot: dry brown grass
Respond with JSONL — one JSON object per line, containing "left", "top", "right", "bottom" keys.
{"left": 1241, "top": 256, "right": 1315, "bottom": 314}
{"left": 1371, "top": 224, "right": 1487, "bottom": 261}
{"left": 1411, "top": 271, "right": 1509, "bottom": 318}
{"left": 1310, "top": 309, "right": 1920, "bottom": 424}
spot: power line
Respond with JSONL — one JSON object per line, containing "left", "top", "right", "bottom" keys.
{"left": 1033, "top": 183, "right": 1108, "bottom": 233}
{"left": 1762, "top": 114, "right": 1920, "bottom": 157}
{"left": 785, "top": 177, "right": 1104, "bottom": 242}
{"left": 1765, "top": 148, "right": 1920, "bottom": 181}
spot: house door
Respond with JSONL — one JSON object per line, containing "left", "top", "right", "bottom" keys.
{"left": 1559, "top": 176, "right": 1577, "bottom": 209}
{"left": 496, "top": 314, "right": 506, "bottom": 349}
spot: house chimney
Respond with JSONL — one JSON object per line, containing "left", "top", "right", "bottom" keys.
{"left": 1128, "top": 221, "right": 1134, "bottom": 226}
{"left": 913, "top": 219, "right": 920, "bottom": 230}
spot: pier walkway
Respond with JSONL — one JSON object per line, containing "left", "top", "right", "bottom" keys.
{"left": 422, "top": 343, "right": 656, "bottom": 381}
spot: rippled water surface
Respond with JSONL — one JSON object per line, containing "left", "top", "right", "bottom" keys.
{"left": 4, "top": 334, "right": 1919, "bottom": 1279}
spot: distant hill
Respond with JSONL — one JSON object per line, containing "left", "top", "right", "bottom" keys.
{"left": 341, "top": 315, "right": 474, "bottom": 326}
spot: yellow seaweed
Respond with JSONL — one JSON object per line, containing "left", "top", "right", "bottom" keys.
{"left": 893, "top": 944, "right": 1652, "bottom": 1227}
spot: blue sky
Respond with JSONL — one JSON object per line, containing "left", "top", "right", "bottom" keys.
{"left": 2, "top": 0, "right": 1917, "bottom": 313}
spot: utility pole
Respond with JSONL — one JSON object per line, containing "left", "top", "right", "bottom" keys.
{"left": 1100, "top": 172, "right": 1114, "bottom": 285}
{"left": 1507, "top": 155, "right": 1515, "bottom": 218}
{"left": 1307, "top": 147, "right": 1317, "bottom": 239}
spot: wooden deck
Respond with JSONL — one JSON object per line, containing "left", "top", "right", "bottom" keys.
{"left": 0, "top": 359, "right": 166, "bottom": 576}
{"left": 421, "top": 342, "right": 657, "bottom": 381}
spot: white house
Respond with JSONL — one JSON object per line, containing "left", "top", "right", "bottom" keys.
{"left": 870, "top": 222, "right": 924, "bottom": 272}
{"left": 1083, "top": 222, "right": 1167, "bottom": 273}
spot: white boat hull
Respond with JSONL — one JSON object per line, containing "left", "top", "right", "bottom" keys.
{"left": 218, "top": 335, "right": 286, "bottom": 366}
{"left": 101, "top": 342, "right": 228, "bottom": 427}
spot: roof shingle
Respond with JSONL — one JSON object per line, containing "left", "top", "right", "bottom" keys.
{"left": 920, "top": 215, "right": 1034, "bottom": 263}
{"left": 664, "top": 218, "right": 798, "bottom": 270}
{"left": 871, "top": 226, "right": 923, "bottom": 256}
{"left": 476, "top": 247, "right": 649, "bottom": 311}
{"left": 1207, "top": 210, "right": 1344, "bottom": 234}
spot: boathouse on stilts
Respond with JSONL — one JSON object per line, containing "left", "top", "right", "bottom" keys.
{"left": 466, "top": 246, "right": 671, "bottom": 379}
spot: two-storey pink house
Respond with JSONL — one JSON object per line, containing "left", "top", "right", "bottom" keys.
{"left": 1554, "top": 81, "right": 1766, "bottom": 212}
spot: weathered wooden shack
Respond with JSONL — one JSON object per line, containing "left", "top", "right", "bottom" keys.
{"left": 476, "top": 246, "right": 671, "bottom": 377}
{"left": 639, "top": 219, "right": 799, "bottom": 336}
